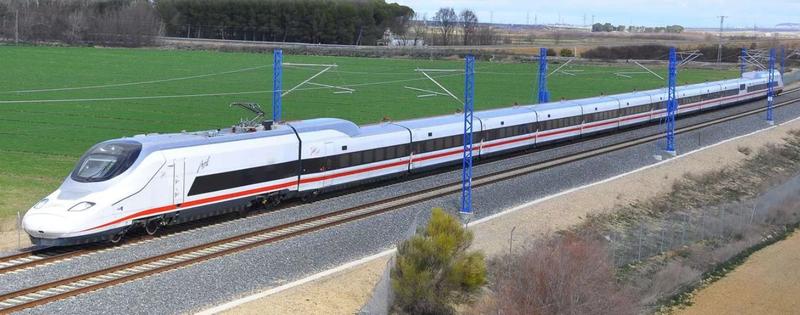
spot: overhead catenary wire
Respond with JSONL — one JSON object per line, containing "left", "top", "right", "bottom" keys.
{"left": 0, "top": 65, "right": 271, "bottom": 94}
{"left": 0, "top": 73, "right": 464, "bottom": 104}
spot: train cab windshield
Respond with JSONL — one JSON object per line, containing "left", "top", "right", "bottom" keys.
{"left": 71, "top": 142, "right": 142, "bottom": 183}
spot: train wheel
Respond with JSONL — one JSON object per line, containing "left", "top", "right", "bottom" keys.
{"left": 145, "top": 219, "right": 161, "bottom": 236}
{"left": 110, "top": 231, "right": 125, "bottom": 244}
{"left": 301, "top": 190, "right": 319, "bottom": 203}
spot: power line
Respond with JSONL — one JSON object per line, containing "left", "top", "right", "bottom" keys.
{"left": 717, "top": 15, "right": 728, "bottom": 63}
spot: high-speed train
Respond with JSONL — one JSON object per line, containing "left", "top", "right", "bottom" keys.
{"left": 22, "top": 71, "right": 783, "bottom": 246}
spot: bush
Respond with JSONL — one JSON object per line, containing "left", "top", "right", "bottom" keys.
{"left": 391, "top": 208, "right": 486, "bottom": 315}
{"left": 472, "top": 232, "right": 636, "bottom": 315}
{"left": 559, "top": 48, "right": 574, "bottom": 57}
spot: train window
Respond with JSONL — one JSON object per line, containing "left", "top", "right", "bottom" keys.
{"left": 351, "top": 151, "right": 362, "bottom": 165}
{"left": 740, "top": 84, "right": 746, "bottom": 90}
{"left": 434, "top": 138, "right": 445, "bottom": 150}
{"left": 363, "top": 150, "right": 375, "bottom": 164}
{"left": 424, "top": 139, "right": 435, "bottom": 152}
{"left": 428, "top": 132, "right": 433, "bottom": 137}
{"left": 341, "top": 145, "right": 347, "bottom": 151}
{"left": 500, "top": 121, "right": 505, "bottom": 126}
{"left": 339, "top": 154, "right": 350, "bottom": 168}
{"left": 71, "top": 141, "right": 142, "bottom": 183}
{"left": 375, "top": 147, "right": 385, "bottom": 161}
{"left": 397, "top": 145, "right": 407, "bottom": 156}
{"left": 444, "top": 135, "right": 453, "bottom": 148}
{"left": 386, "top": 146, "right": 396, "bottom": 159}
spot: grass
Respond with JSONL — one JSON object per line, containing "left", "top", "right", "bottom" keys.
{"left": 0, "top": 45, "right": 738, "bottom": 219}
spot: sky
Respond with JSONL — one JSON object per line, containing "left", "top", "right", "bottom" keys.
{"left": 392, "top": 0, "right": 799, "bottom": 29}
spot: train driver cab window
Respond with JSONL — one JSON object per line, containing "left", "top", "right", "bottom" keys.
{"left": 71, "top": 141, "right": 142, "bottom": 183}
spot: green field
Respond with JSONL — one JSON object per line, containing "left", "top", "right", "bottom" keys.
{"left": 0, "top": 45, "right": 738, "bottom": 218}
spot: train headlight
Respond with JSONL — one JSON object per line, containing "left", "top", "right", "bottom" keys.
{"left": 68, "top": 202, "right": 96, "bottom": 212}
{"left": 33, "top": 198, "right": 49, "bottom": 209}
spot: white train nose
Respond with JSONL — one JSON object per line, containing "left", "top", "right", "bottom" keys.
{"left": 23, "top": 213, "right": 73, "bottom": 239}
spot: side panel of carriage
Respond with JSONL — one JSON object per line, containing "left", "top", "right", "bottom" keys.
{"left": 577, "top": 96, "right": 621, "bottom": 135}
{"left": 615, "top": 93, "right": 655, "bottom": 127}
{"left": 475, "top": 107, "right": 538, "bottom": 155}
{"left": 530, "top": 103, "right": 584, "bottom": 145}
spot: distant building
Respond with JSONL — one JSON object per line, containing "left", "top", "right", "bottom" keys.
{"left": 377, "top": 28, "right": 425, "bottom": 47}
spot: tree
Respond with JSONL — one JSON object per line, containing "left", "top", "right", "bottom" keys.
{"left": 433, "top": 7, "right": 457, "bottom": 45}
{"left": 616, "top": 25, "right": 626, "bottom": 32}
{"left": 392, "top": 208, "right": 486, "bottom": 315}
{"left": 459, "top": 9, "right": 478, "bottom": 45}
{"left": 412, "top": 12, "right": 428, "bottom": 46}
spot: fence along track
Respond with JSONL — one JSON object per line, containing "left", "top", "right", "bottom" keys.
{"left": 1, "top": 90, "right": 799, "bottom": 312}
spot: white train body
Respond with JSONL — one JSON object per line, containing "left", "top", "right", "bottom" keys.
{"left": 22, "top": 71, "right": 783, "bottom": 246}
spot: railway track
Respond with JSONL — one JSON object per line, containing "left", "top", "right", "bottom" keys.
{"left": 0, "top": 247, "right": 92, "bottom": 275}
{"left": 1, "top": 90, "right": 798, "bottom": 313}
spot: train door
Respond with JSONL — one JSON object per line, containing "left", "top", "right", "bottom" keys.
{"left": 323, "top": 142, "right": 336, "bottom": 188}
{"left": 171, "top": 158, "right": 185, "bottom": 205}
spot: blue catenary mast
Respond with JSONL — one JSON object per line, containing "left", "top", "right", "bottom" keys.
{"left": 461, "top": 55, "right": 475, "bottom": 215}
{"left": 272, "top": 49, "right": 283, "bottom": 122}
{"left": 665, "top": 47, "right": 678, "bottom": 155}
{"left": 537, "top": 48, "right": 549, "bottom": 103}
{"left": 767, "top": 48, "right": 776, "bottom": 124}
{"left": 740, "top": 48, "right": 746, "bottom": 76}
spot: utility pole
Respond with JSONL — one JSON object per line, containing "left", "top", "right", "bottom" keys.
{"left": 717, "top": 16, "right": 728, "bottom": 63}
{"left": 272, "top": 49, "right": 283, "bottom": 122}
{"left": 526, "top": 11, "right": 530, "bottom": 25}
{"left": 14, "top": 9, "right": 19, "bottom": 44}
{"left": 665, "top": 47, "right": 678, "bottom": 155}
{"left": 538, "top": 48, "right": 549, "bottom": 103}
{"left": 460, "top": 55, "right": 475, "bottom": 215}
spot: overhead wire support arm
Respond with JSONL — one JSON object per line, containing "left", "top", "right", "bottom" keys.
{"left": 547, "top": 58, "right": 574, "bottom": 77}
{"left": 281, "top": 65, "right": 335, "bottom": 97}
{"left": 633, "top": 60, "right": 665, "bottom": 80}
{"left": 415, "top": 69, "right": 462, "bottom": 103}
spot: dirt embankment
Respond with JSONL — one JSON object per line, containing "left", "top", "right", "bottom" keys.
{"left": 676, "top": 230, "right": 800, "bottom": 315}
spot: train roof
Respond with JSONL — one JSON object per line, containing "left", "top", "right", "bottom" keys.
{"left": 392, "top": 112, "right": 463, "bottom": 129}
{"left": 473, "top": 106, "right": 536, "bottom": 119}
{"left": 119, "top": 72, "right": 769, "bottom": 153}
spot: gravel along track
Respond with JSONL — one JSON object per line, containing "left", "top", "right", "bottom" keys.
{"left": 6, "top": 90, "right": 800, "bottom": 314}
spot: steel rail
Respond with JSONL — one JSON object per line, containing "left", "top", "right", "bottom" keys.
{"left": 1, "top": 89, "right": 799, "bottom": 313}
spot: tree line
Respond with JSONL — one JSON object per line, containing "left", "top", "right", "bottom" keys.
{"left": 157, "top": 0, "right": 414, "bottom": 45}
{"left": 407, "top": 7, "right": 501, "bottom": 46}
{"left": 0, "top": 0, "right": 160, "bottom": 46}
{"left": 0, "top": 0, "right": 414, "bottom": 46}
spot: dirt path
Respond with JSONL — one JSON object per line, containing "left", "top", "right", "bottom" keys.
{"left": 221, "top": 255, "right": 391, "bottom": 315}
{"left": 676, "top": 231, "right": 800, "bottom": 315}
{"left": 215, "top": 110, "right": 800, "bottom": 314}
